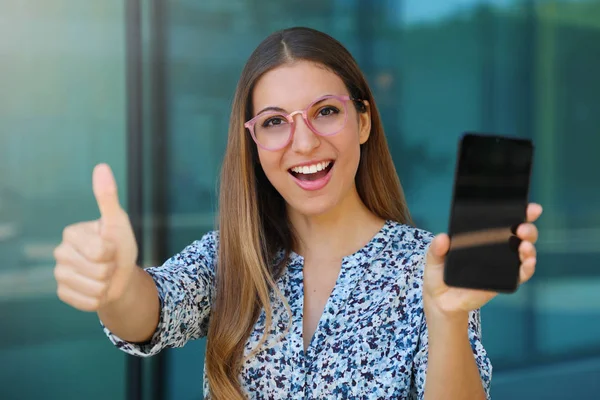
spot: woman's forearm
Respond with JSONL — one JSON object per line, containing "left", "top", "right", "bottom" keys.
{"left": 423, "top": 300, "right": 486, "bottom": 400}
{"left": 98, "top": 267, "right": 160, "bottom": 343}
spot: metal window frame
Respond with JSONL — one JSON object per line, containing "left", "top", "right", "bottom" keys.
{"left": 125, "top": 0, "right": 167, "bottom": 398}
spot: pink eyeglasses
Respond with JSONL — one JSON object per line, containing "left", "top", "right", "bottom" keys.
{"left": 244, "top": 94, "right": 360, "bottom": 151}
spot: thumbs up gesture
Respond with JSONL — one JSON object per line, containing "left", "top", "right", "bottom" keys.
{"left": 54, "top": 164, "right": 138, "bottom": 312}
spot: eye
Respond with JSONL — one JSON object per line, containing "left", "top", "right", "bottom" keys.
{"left": 317, "top": 106, "right": 340, "bottom": 117}
{"left": 262, "top": 116, "right": 287, "bottom": 128}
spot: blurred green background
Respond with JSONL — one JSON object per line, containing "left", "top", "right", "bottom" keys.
{"left": 1, "top": 0, "right": 599, "bottom": 399}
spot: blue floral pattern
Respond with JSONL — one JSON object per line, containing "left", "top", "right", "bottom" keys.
{"left": 102, "top": 221, "right": 492, "bottom": 399}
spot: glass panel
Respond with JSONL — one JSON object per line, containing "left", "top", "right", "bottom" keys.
{"left": 0, "top": 1, "right": 127, "bottom": 399}
{"left": 151, "top": 0, "right": 600, "bottom": 398}
{"left": 531, "top": 0, "right": 600, "bottom": 361}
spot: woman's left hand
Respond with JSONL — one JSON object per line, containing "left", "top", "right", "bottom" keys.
{"left": 423, "top": 203, "right": 543, "bottom": 316}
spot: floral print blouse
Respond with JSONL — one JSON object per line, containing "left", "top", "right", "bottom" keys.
{"left": 102, "top": 220, "right": 492, "bottom": 399}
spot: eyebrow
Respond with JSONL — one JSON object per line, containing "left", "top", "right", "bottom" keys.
{"left": 254, "top": 94, "right": 335, "bottom": 116}
{"left": 256, "top": 105, "right": 286, "bottom": 115}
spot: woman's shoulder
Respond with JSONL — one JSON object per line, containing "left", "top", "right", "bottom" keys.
{"left": 195, "top": 229, "right": 220, "bottom": 254}
{"left": 381, "top": 220, "right": 434, "bottom": 279}
{"left": 199, "top": 229, "right": 220, "bottom": 244}
{"left": 384, "top": 220, "right": 435, "bottom": 254}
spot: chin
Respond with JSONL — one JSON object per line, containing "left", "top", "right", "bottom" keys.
{"left": 287, "top": 197, "right": 337, "bottom": 218}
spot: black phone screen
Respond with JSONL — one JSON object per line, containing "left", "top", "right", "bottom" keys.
{"left": 444, "top": 133, "right": 534, "bottom": 293}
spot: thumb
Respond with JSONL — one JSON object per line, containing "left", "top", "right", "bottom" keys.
{"left": 93, "top": 163, "right": 122, "bottom": 225}
{"left": 426, "top": 233, "right": 450, "bottom": 267}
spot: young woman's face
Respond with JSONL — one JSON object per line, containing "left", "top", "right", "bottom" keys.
{"left": 250, "top": 61, "right": 371, "bottom": 218}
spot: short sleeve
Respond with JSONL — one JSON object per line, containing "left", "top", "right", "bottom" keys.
{"left": 410, "top": 308, "right": 493, "bottom": 399}
{"left": 101, "top": 230, "right": 219, "bottom": 357}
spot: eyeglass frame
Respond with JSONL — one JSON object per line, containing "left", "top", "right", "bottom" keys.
{"left": 244, "top": 94, "right": 365, "bottom": 151}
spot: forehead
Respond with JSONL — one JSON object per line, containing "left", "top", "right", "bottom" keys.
{"left": 252, "top": 61, "right": 348, "bottom": 113}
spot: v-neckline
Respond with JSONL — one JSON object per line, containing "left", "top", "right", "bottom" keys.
{"left": 301, "top": 259, "right": 343, "bottom": 352}
{"left": 288, "top": 220, "right": 394, "bottom": 360}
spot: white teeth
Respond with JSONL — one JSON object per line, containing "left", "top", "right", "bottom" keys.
{"left": 291, "top": 161, "right": 331, "bottom": 174}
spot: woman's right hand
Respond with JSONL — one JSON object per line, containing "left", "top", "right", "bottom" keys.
{"left": 53, "top": 163, "right": 139, "bottom": 312}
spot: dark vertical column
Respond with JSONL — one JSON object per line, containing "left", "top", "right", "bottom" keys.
{"left": 149, "top": 0, "right": 169, "bottom": 398}
{"left": 125, "top": 0, "right": 144, "bottom": 399}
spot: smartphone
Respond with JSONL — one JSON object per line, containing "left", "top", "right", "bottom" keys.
{"left": 444, "top": 133, "right": 534, "bottom": 293}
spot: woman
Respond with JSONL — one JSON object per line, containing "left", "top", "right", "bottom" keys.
{"left": 53, "top": 27, "right": 542, "bottom": 399}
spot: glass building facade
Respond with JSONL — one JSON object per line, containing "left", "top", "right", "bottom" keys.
{"left": 1, "top": 0, "right": 599, "bottom": 399}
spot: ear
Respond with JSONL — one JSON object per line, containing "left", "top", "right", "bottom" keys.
{"left": 358, "top": 100, "right": 371, "bottom": 145}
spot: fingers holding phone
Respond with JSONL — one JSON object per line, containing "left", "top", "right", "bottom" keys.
{"left": 515, "top": 203, "right": 542, "bottom": 284}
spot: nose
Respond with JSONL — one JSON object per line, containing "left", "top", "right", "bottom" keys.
{"left": 290, "top": 114, "right": 320, "bottom": 154}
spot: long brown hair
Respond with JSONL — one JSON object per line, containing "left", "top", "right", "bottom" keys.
{"left": 206, "top": 27, "right": 412, "bottom": 399}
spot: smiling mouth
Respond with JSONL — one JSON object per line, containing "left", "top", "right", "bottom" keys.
{"left": 288, "top": 161, "right": 334, "bottom": 182}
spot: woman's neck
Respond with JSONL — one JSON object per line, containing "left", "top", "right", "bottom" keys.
{"left": 288, "top": 187, "right": 385, "bottom": 261}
